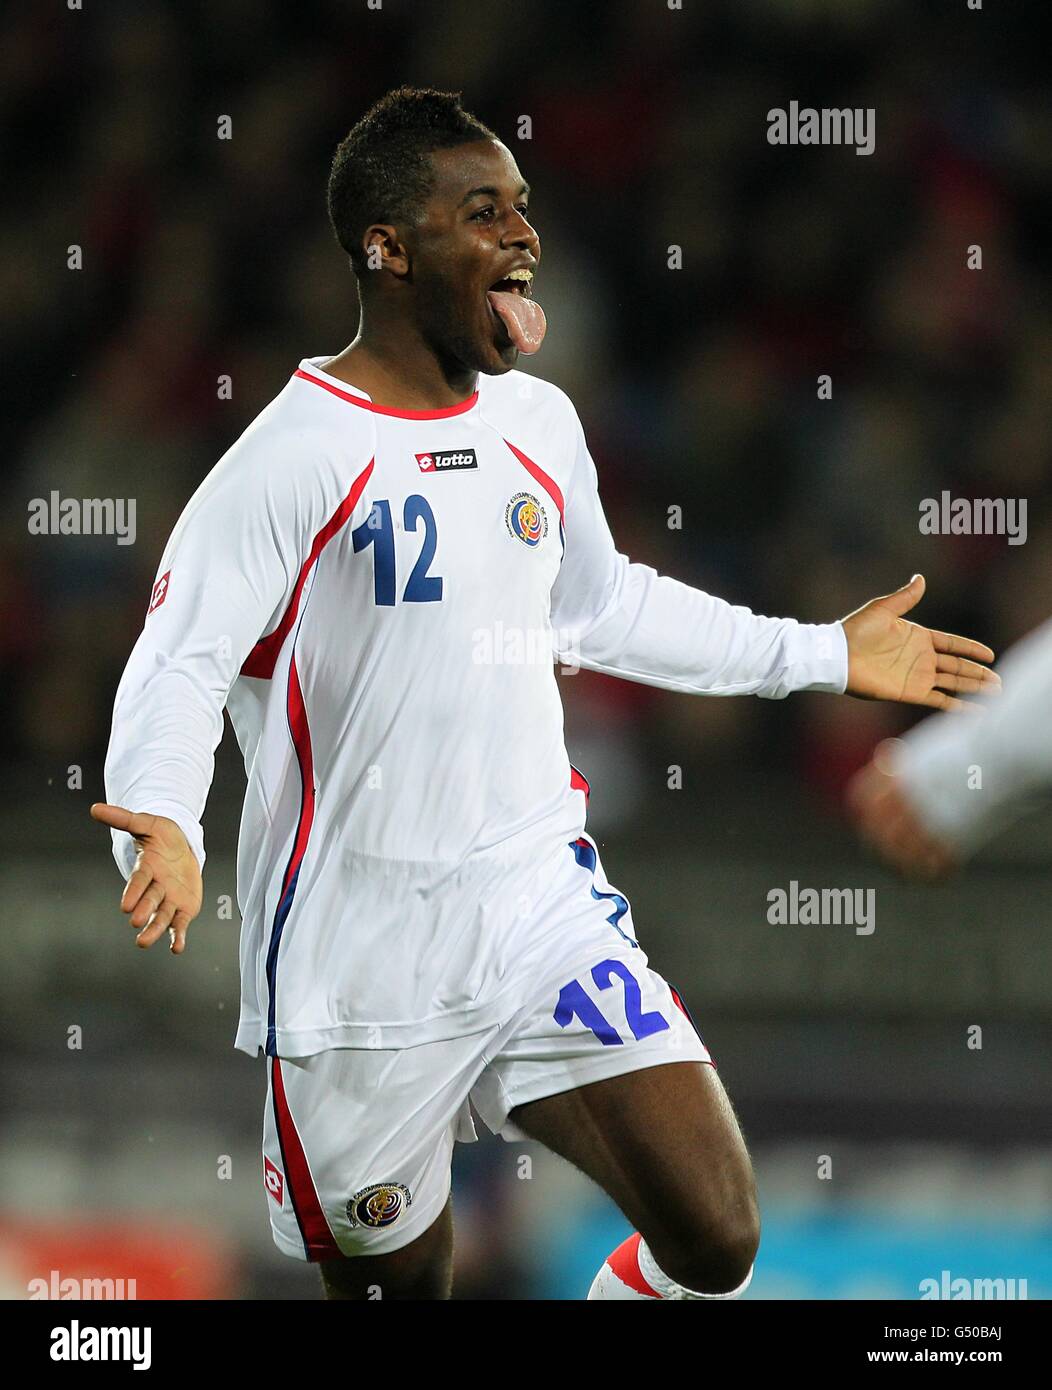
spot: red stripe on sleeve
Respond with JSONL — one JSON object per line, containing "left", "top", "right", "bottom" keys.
{"left": 503, "top": 438, "right": 565, "bottom": 525}
{"left": 241, "top": 459, "right": 374, "bottom": 680}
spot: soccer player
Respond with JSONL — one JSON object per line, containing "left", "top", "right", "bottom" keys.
{"left": 92, "top": 88, "right": 999, "bottom": 1301}
{"left": 850, "top": 618, "right": 1049, "bottom": 877}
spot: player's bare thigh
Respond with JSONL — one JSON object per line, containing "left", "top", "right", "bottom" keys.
{"left": 318, "top": 1198, "right": 454, "bottom": 1300}
{"left": 510, "top": 1060, "right": 760, "bottom": 1293}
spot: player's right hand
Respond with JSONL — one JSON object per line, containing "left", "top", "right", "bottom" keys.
{"left": 90, "top": 804, "right": 203, "bottom": 954}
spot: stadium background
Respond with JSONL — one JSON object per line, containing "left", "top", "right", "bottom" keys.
{"left": 2, "top": 0, "right": 1050, "bottom": 1299}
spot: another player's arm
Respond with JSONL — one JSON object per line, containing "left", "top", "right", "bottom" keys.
{"left": 550, "top": 405, "right": 998, "bottom": 707}
{"left": 850, "top": 616, "right": 1052, "bottom": 876}
{"left": 94, "top": 447, "right": 309, "bottom": 953}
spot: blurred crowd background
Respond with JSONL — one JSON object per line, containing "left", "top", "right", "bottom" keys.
{"left": 2, "top": 0, "right": 1050, "bottom": 1299}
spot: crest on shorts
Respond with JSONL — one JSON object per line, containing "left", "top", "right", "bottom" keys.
{"left": 505, "top": 491, "right": 547, "bottom": 547}
{"left": 347, "top": 1182, "right": 413, "bottom": 1229}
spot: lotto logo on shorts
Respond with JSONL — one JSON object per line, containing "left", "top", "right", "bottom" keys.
{"left": 147, "top": 569, "right": 171, "bottom": 616}
{"left": 263, "top": 1156, "right": 284, "bottom": 1206}
{"left": 347, "top": 1182, "right": 412, "bottom": 1229}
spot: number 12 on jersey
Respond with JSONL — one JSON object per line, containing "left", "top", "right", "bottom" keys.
{"left": 352, "top": 495, "right": 443, "bottom": 605}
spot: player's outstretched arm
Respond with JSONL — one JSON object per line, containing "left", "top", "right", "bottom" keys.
{"left": 90, "top": 803, "right": 203, "bottom": 953}
{"left": 551, "top": 403, "right": 1000, "bottom": 705}
{"left": 840, "top": 573, "right": 999, "bottom": 710}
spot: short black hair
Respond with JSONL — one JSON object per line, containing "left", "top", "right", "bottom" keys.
{"left": 327, "top": 86, "right": 497, "bottom": 276}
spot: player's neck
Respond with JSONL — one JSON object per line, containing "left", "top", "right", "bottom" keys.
{"left": 319, "top": 325, "right": 478, "bottom": 412}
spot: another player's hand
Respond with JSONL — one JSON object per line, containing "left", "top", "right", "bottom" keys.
{"left": 841, "top": 574, "right": 999, "bottom": 710}
{"left": 847, "top": 742, "right": 957, "bottom": 878}
{"left": 90, "top": 803, "right": 203, "bottom": 953}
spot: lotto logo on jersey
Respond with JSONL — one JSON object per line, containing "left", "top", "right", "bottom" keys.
{"left": 147, "top": 569, "right": 171, "bottom": 616}
{"left": 505, "top": 492, "right": 548, "bottom": 547}
{"left": 263, "top": 1156, "right": 285, "bottom": 1206}
{"left": 347, "top": 1182, "right": 412, "bottom": 1229}
{"left": 415, "top": 448, "right": 478, "bottom": 473}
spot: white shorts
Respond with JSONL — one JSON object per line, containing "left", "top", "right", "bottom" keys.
{"left": 260, "top": 835, "right": 714, "bottom": 1261}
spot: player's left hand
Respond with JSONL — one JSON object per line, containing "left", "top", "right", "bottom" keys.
{"left": 841, "top": 574, "right": 999, "bottom": 710}
{"left": 847, "top": 742, "right": 958, "bottom": 878}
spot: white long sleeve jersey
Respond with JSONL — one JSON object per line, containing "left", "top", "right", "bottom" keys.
{"left": 105, "top": 357, "right": 848, "bottom": 1057}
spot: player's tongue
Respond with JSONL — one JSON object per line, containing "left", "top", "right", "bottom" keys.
{"left": 487, "top": 289, "right": 547, "bottom": 354}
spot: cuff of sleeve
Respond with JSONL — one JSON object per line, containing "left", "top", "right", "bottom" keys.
{"left": 894, "top": 718, "right": 992, "bottom": 852}
{"left": 780, "top": 620, "right": 849, "bottom": 696}
{"left": 109, "top": 802, "right": 206, "bottom": 880}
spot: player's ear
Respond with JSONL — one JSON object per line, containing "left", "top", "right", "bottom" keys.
{"left": 361, "top": 225, "right": 409, "bottom": 279}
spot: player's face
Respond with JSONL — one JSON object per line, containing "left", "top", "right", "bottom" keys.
{"left": 409, "top": 140, "right": 541, "bottom": 375}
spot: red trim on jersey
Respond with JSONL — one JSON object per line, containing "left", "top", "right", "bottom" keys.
{"left": 281, "top": 652, "right": 316, "bottom": 903}
{"left": 270, "top": 1058, "right": 341, "bottom": 1261}
{"left": 294, "top": 368, "right": 479, "bottom": 419}
{"left": 607, "top": 1232, "right": 660, "bottom": 1298}
{"left": 262, "top": 647, "right": 317, "bottom": 1057}
{"left": 503, "top": 438, "right": 565, "bottom": 525}
{"left": 668, "top": 985, "right": 718, "bottom": 1070}
{"left": 241, "top": 459, "right": 374, "bottom": 681}
{"left": 569, "top": 763, "right": 591, "bottom": 803}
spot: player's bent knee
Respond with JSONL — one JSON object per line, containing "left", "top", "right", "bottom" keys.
{"left": 649, "top": 1188, "right": 761, "bottom": 1295}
